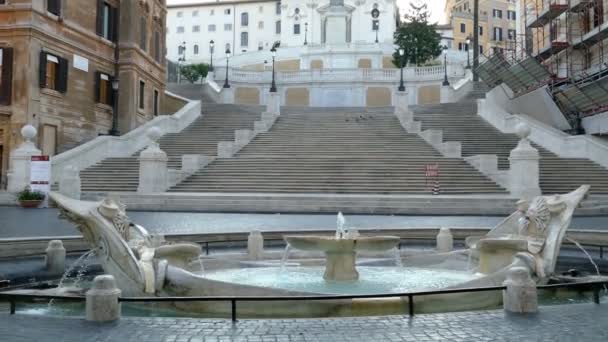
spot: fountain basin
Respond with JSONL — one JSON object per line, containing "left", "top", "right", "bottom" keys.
{"left": 284, "top": 235, "right": 400, "bottom": 281}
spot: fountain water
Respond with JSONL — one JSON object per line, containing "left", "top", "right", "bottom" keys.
{"left": 392, "top": 247, "right": 403, "bottom": 268}
{"left": 49, "top": 249, "right": 97, "bottom": 307}
{"left": 280, "top": 244, "right": 292, "bottom": 271}
{"left": 566, "top": 237, "right": 601, "bottom": 277}
{"left": 197, "top": 255, "right": 205, "bottom": 275}
{"left": 336, "top": 212, "right": 346, "bottom": 239}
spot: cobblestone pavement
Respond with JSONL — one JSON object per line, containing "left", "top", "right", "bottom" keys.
{"left": 1, "top": 303, "right": 608, "bottom": 342}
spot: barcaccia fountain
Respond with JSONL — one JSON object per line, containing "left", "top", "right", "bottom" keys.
{"left": 35, "top": 185, "right": 595, "bottom": 317}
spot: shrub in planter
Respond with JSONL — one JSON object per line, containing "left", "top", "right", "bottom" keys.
{"left": 17, "top": 187, "right": 46, "bottom": 208}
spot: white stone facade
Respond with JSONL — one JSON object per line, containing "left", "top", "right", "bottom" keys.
{"left": 166, "top": 0, "right": 398, "bottom": 64}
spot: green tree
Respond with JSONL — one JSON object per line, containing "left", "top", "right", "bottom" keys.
{"left": 392, "top": 1, "right": 442, "bottom": 67}
{"left": 179, "top": 63, "right": 210, "bottom": 83}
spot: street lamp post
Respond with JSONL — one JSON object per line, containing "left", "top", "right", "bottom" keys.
{"left": 398, "top": 48, "right": 405, "bottom": 92}
{"left": 371, "top": 8, "right": 380, "bottom": 44}
{"left": 209, "top": 40, "right": 214, "bottom": 71}
{"left": 109, "top": 79, "right": 120, "bottom": 136}
{"left": 270, "top": 47, "right": 277, "bottom": 92}
{"left": 442, "top": 46, "right": 450, "bottom": 86}
{"left": 223, "top": 48, "right": 231, "bottom": 88}
{"left": 304, "top": 22, "right": 308, "bottom": 45}
{"left": 466, "top": 37, "right": 471, "bottom": 69}
{"left": 178, "top": 41, "right": 186, "bottom": 83}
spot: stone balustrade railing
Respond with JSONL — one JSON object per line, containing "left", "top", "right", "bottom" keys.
{"left": 214, "top": 66, "right": 464, "bottom": 85}
{"left": 50, "top": 93, "right": 201, "bottom": 184}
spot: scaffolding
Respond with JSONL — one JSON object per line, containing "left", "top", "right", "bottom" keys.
{"left": 474, "top": 0, "right": 608, "bottom": 132}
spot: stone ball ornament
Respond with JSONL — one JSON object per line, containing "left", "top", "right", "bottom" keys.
{"left": 147, "top": 127, "right": 163, "bottom": 142}
{"left": 21, "top": 124, "right": 37, "bottom": 142}
{"left": 515, "top": 122, "right": 531, "bottom": 140}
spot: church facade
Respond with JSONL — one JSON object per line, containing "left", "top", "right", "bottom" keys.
{"left": 167, "top": 0, "right": 399, "bottom": 64}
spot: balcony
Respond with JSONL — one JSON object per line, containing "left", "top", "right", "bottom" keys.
{"left": 572, "top": 21, "right": 608, "bottom": 49}
{"left": 569, "top": 0, "right": 593, "bottom": 13}
{"left": 526, "top": 2, "right": 569, "bottom": 28}
{"left": 535, "top": 41, "right": 569, "bottom": 60}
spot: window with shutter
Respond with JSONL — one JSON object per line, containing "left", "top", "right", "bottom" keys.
{"left": 47, "top": 0, "right": 61, "bottom": 16}
{"left": 0, "top": 47, "right": 13, "bottom": 105}
{"left": 40, "top": 52, "right": 67, "bottom": 93}
{"left": 140, "top": 17, "right": 147, "bottom": 51}
{"left": 154, "top": 31, "right": 161, "bottom": 63}
{"left": 97, "top": 1, "right": 117, "bottom": 42}
{"left": 139, "top": 80, "right": 145, "bottom": 110}
{"left": 95, "top": 72, "right": 112, "bottom": 105}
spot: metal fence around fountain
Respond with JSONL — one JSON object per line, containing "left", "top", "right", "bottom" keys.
{"left": 1, "top": 280, "right": 607, "bottom": 322}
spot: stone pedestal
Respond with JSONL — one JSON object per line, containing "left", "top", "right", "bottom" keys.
{"left": 247, "top": 230, "right": 264, "bottom": 260}
{"left": 217, "top": 141, "right": 235, "bottom": 158}
{"left": 86, "top": 275, "right": 121, "bottom": 322}
{"left": 7, "top": 125, "right": 41, "bottom": 193}
{"left": 221, "top": 87, "right": 234, "bottom": 104}
{"left": 266, "top": 92, "right": 281, "bottom": 116}
{"left": 59, "top": 165, "right": 81, "bottom": 200}
{"left": 235, "top": 129, "right": 255, "bottom": 149}
{"left": 325, "top": 251, "right": 358, "bottom": 281}
{"left": 440, "top": 85, "right": 453, "bottom": 104}
{"left": 254, "top": 121, "right": 269, "bottom": 134}
{"left": 436, "top": 227, "right": 453, "bottom": 252}
{"left": 509, "top": 124, "right": 541, "bottom": 199}
{"left": 138, "top": 128, "right": 168, "bottom": 194}
{"left": 503, "top": 266, "right": 538, "bottom": 314}
{"left": 393, "top": 91, "right": 411, "bottom": 121}
{"left": 45, "top": 240, "right": 66, "bottom": 275}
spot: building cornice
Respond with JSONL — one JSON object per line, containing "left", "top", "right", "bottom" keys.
{"left": 168, "top": 0, "right": 278, "bottom": 9}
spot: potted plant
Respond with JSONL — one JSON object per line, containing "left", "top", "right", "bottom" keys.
{"left": 17, "top": 187, "right": 46, "bottom": 208}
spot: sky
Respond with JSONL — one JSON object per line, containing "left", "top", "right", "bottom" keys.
{"left": 167, "top": 0, "right": 447, "bottom": 24}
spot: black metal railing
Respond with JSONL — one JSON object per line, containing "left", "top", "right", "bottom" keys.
{"left": 1, "top": 281, "right": 606, "bottom": 322}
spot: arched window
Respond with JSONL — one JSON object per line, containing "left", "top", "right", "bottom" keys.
{"left": 241, "top": 12, "right": 249, "bottom": 26}
{"left": 193, "top": 44, "right": 199, "bottom": 54}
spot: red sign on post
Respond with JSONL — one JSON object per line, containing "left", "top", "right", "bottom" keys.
{"left": 30, "top": 156, "right": 51, "bottom": 203}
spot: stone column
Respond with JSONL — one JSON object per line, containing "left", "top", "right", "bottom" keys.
{"left": 436, "top": 227, "right": 453, "bottom": 252}
{"left": 503, "top": 266, "right": 538, "bottom": 314}
{"left": 7, "top": 125, "right": 42, "bottom": 193}
{"left": 138, "top": 128, "right": 168, "bottom": 194}
{"left": 221, "top": 87, "right": 234, "bottom": 104}
{"left": 393, "top": 90, "right": 412, "bottom": 122}
{"left": 509, "top": 123, "right": 541, "bottom": 199}
{"left": 86, "top": 275, "right": 121, "bottom": 322}
{"left": 247, "top": 230, "right": 264, "bottom": 260}
{"left": 45, "top": 240, "right": 66, "bottom": 275}
{"left": 440, "top": 85, "right": 453, "bottom": 104}
{"left": 59, "top": 165, "right": 81, "bottom": 200}
{"left": 266, "top": 91, "right": 281, "bottom": 116}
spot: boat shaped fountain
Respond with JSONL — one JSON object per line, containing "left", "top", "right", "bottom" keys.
{"left": 32, "top": 185, "right": 597, "bottom": 317}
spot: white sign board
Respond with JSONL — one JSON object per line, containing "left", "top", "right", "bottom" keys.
{"left": 30, "top": 156, "right": 51, "bottom": 206}
{"left": 73, "top": 54, "right": 89, "bottom": 72}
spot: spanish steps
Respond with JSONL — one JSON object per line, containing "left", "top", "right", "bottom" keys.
{"left": 411, "top": 101, "right": 608, "bottom": 195}
{"left": 78, "top": 103, "right": 264, "bottom": 193}
{"left": 169, "top": 107, "right": 506, "bottom": 194}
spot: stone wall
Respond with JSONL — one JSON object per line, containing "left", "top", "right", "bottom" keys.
{"left": 366, "top": 87, "right": 391, "bottom": 106}
{"left": 235, "top": 87, "right": 260, "bottom": 105}
{"left": 285, "top": 88, "right": 310, "bottom": 106}
{"left": 161, "top": 92, "right": 188, "bottom": 115}
{"left": 418, "top": 85, "right": 441, "bottom": 105}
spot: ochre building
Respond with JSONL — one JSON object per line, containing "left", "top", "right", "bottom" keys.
{"left": 0, "top": 0, "right": 167, "bottom": 188}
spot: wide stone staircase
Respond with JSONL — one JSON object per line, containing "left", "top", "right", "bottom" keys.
{"left": 411, "top": 101, "right": 608, "bottom": 195}
{"left": 169, "top": 109, "right": 507, "bottom": 194}
{"left": 78, "top": 104, "right": 263, "bottom": 193}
